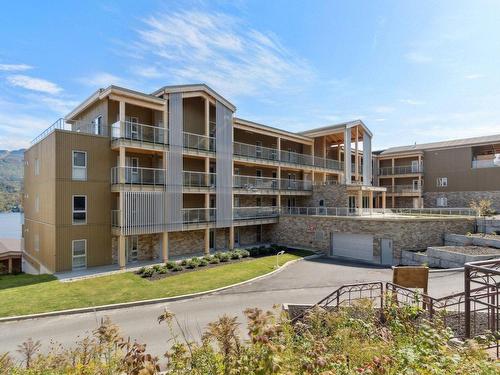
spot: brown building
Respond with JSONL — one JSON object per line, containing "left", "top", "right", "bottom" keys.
{"left": 23, "top": 84, "right": 380, "bottom": 273}
{"left": 374, "top": 135, "right": 500, "bottom": 209}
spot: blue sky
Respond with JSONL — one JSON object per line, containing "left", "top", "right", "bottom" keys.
{"left": 1, "top": 0, "right": 500, "bottom": 150}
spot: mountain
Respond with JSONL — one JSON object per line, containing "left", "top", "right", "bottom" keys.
{"left": 0, "top": 149, "right": 24, "bottom": 212}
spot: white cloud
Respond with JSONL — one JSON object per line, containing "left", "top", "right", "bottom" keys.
{"left": 373, "top": 106, "right": 395, "bottom": 114}
{"left": 464, "top": 73, "right": 484, "bottom": 80}
{"left": 404, "top": 51, "right": 433, "bottom": 64}
{"left": 399, "top": 99, "right": 424, "bottom": 105}
{"left": 0, "top": 112, "right": 51, "bottom": 149}
{"left": 0, "top": 63, "right": 33, "bottom": 72}
{"left": 6, "top": 75, "right": 62, "bottom": 94}
{"left": 131, "top": 10, "right": 314, "bottom": 97}
{"left": 37, "top": 96, "right": 79, "bottom": 114}
{"left": 78, "top": 72, "right": 127, "bottom": 87}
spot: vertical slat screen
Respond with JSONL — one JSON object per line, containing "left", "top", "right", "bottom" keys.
{"left": 123, "top": 191, "right": 165, "bottom": 235}
{"left": 167, "top": 93, "right": 183, "bottom": 231}
{"left": 344, "top": 127, "right": 352, "bottom": 184}
{"left": 363, "top": 134, "right": 372, "bottom": 185}
{"left": 216, "top": 101, "right": 234, "bottom": 227}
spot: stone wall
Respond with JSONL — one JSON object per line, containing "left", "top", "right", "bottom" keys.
{"left": 301, "top": 184, "right": 349, "bottom": 207}
{"left": 169, "top": 230, "right": 205, "bottom": 257}
{"left": 268, "top": 215, "right": 474, "bottom": 262}
{"left": 138, "top": 234, "right": 160, "bottom": 260}
{"left": 424, "top": 191, "right": 500, "bottom": 211}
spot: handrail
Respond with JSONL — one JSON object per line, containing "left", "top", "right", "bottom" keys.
{"left": 183, "top": 131, "right": 215, "bottom": 152}
{"left": 31, "top": 118, "right": 107, "bottom": 145}
{"left": 386, "top": 184, "right": 422, "bottom": 193}
{"left": 378, "top": 164, "right": 424, "bottom": 175}
{"left": 182, "top": 208, "right": 216, "bottom": 223}
{"left": 233, "top": 175, "right": 279, "bottom": 190}
{"left": 111, "top": 120, "right": 167, "bottom": 145}
{"left": 183, "top": 171, "right": 216, "bottom": 187}
{"left": 233, "top": 206, "right": 280, "bottom": 219}
{"left": 111, "top": 166, "right": 165, "bottom": 186}
{"left": 233, "top": 142, "right": 279, "bottom": 161}
{"left": 281, "top": 206, "right": 476, "bottom": 217}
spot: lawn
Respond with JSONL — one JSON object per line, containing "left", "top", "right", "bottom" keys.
{"left": 0, "top": 249, "right": 312, "bottom": 318}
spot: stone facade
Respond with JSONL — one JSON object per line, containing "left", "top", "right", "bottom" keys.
{"left": 169, "top": 230, "right": 205, "bottom": 256}
{"left": 301, "top": 184, "right": 349, "bottom": 207}
{"left": 424, "top": 191, "right": 500, "bottom": 211}
{"left": 268, "top": 215, "right": 474, "bottom": 263}
{"left": 236, "top": 224, "right": 273, "bottom": 247}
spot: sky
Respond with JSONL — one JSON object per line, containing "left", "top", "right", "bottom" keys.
{"left": 1, "top": 0, "right": 500, "bottom": 150}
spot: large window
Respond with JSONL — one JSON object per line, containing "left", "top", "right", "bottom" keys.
{"left": 72, "top": 151, "right": 87, "bottom": 180}
{"left": 436, "top": 177, "right": 448, "bottom": 187}
{"left": 34, "top": 158, "right": 40, "bottom": 176}
{"left": 72, "top": 195, "right": 87, "bottom": 224}
{"left": 72, "top": 239, "right": 87, "bottom": 269}
{"left": 92, "top": 115, "right": 103, "bottom": 135}
{"left": 34, "top": 234, "right": 40, "bottom": 252}
{"left": 35, "top": 194, "right": 39, "bottom": 213}
{"left": 436, "top": 197, "right": 448, "bottom": 207}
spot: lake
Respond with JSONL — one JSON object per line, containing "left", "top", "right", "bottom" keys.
{"left": 0, "top": 212, "right": 23, "bottom": 238}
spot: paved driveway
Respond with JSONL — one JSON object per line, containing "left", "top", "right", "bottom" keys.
{"left": 0, "top": 257, "right": 463, "bottom": 358}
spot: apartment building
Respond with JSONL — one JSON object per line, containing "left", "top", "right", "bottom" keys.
{"left": 23, "top": 84, "right": 379, "bottom": 273}
{"left": 374, "top": 135, "right": 500, "bottom": 209}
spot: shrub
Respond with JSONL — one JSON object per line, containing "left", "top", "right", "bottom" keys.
{"left": 185, "top": 260, "right": 198, "bottom": 269}
{"left": 209, "top": 256, "right": 220, "bottom": 264}
{"left": 190, "top": 257, "right": 201, "bottom": 266}
{"left": 165, "top": 261, "right": 176, "bottom": 269}
{"left": 158, "top": 266, "right": 168, "bottom": 274}
{"left": 203, "top": 255, "right": 213, "bottom": 262}
{"left": 229, "top": 251, "right": 241, "bottom": 260}
{"left": 152, "top": 264, "right": 163, "bottom": 272}
{"left": 171, "top": 264, "right": 183, "bottom": 272}
{"left": 259, "top": 246, "right": 269, "bottom": 255}
{"left": 180, "top": 259, "right": 188, "bottom": 266}
{"left": 248, "top": 247, "right": 259, "bottom": 257}
{"left": 137, "top": 267, "right": 146, "bottom": 275}
{"left": 214, "top": 252, "right": 224, "bottom": 259}
{"left": 219, "top": 253, "right": 230, "bottom": 262}
{"left": 141, "top": 268, "right": 154, "bottom": 278}
{"left": 199, "top": 259, "right": 208, "bottom": 267}
{"left": 239, "top": 249, "right": 250, "bottom": 258}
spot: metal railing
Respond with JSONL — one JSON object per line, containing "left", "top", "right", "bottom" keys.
{"left": 233, "top": 175, "right": 279, "bottom": 190}
{"left": 233, "top": 142, "right": 279, "bottom": 161}
{"left": 111, "top": 210, "right": 121, "bottom": 228}
{"left": 183, "top": 132, "right": 215, "bottom": 152}
{"left": 111, "top": 167, "right": 165, "bottom": 186}
{"left": 182, "top": 208, "right": 216, "bottom": 223}
{"left": 279, "top": 178, "right": 313, "bottom": 191}
{"left": 378, "top": 164, "right": 424, "bottom": 176}
{"left": 183, "top": 171, "right": 216, "bottom": 188}
{"left": 280, "top": 150, "right": 314, "bottom": 166}
{"left": 281, "top": 206, "right": 476, "bottom": 217}
{"left": 233, "top": 206, "right": 280, "bottom": 220}
{"left": 386, "top": 184, "right": 422, "bottom": 194}
{"left": 31, "top": 118, "right": 107, "bottom": 145}
{"left": 111, "top": 121, "right": 167, "bottom": 145}
{"left": 472, "top": 159, "right": 500, "bottom": 169}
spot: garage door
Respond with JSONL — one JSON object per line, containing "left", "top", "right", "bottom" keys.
{"left": 330, "top": 233, "right": 374, "bottom": 262}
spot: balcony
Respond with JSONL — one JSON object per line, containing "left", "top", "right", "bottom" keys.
{"left": 472, "top": 158, "right": 500, "bottom": 169}
{"left": 183, "top": 132, "right": 215, "bottom": 153}
{"left": 183, "top": 171, "right": 216, "bottom": 188}
{"left": 111, "top": 121, "right": 167, "bottom": 148}
{"left": 233, "top": 206, "right": 280, "bottom": 220}
{"left": 378, "top": 164, "right": 423, "bottom": 176}
{"left": 233, "top": 176, "right": 313, "bottom": 193}
{"left": 233, "top": 142, "right": 279, "bottom": 162}
{"left": 182, "top": 208, "right": 216, "bottom": 224}
{"left": 280, "top": 150, "right": 314, "bottom": 166}
{"left": 111, "top": 166, "right": 166, "bottom": 189}
{"left": 386, "top": 185, "right": 422, "bottom": 195}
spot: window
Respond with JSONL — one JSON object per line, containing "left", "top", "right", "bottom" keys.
{"left": 34, "top": 234, "right": 40, "bottom": 252}
{"left": 272, "top": 197, "right": 277, "bottom": 207}
{"left": 436, "top": 177, "right": 448, "bottom": 187}
{"left": 72, "top": 195, "right": 87, "bottom": 224}
{"left": 319, "top": 199, "right": 325, "bottom": 207}
{"left": 72, "top": 151, "right": 87, "bottom": 180}
{"left": 256, "top": 197, "right": 262, "bottom": 207}
{"left": 127, "top": 236, "right": 138, "bottom": 263}
{"left": 34, "top": 158, "right": 40, "bottom": 176}
{"left": 35, "top": 194, "right": 39, "bottom": 213}
{"left": 437, "top": 197, "right": 448, "bottom": 207}
{"left": 72, "top": 239, "right": 87, "bottom": 269}
{"left": 92, "top": 115, "right": 103, "bottom": 135}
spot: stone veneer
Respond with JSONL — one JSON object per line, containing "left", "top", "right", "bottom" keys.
{"left": 301, "top": 184, "right": 349, "bottom": 207}
{"left": 424, "top": 191, "right": 500, "bottom": 211}
{"left": 268, "top": 215, "right": 474, "bottom": 262}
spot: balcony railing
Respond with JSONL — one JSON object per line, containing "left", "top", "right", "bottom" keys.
{"left": 111, "top": 121, "right": 167, "bottom": 145}
{"left": 279, "top": 179, "right": 313, "bottom": 191}
{"left": 31, "top": 118, "right": 108, "bottom": 145}
{"left": 281, "top": 206, "right": 476, "bottom": 217}
{"left": 280, "top": 150, "right": 314, "bottom": 166}
{"left": 234, "top": 175, "right": 279, "bottom": 190}
{"left": 313, "top": 157, "right": 344, "bottom": 171}
{"left": 183, "top": 132, "right": 215, "bottom": 152}
{"left": 111, "top": 166, "right": 166, "bottom": 186}
{"left": 182, "top": 208, "right": 216, "bottom": 224}
{"left": 233, "top": 206, "right": 280, "bottom": 220}
{"left": 183, "top": 171, "right": 216, "bottom": 188}
{"left": 111, "top": 209, "right": 121, "bottom": 228}
{"left": 386, "top": 184, "right": 422, "bottom": 194}
{"left": 472, "top": 159, "right": 500, "bottom": 169}
{"left": 351, "top": 163, "right": 363, "bottom": 174}
{"left": 233, "top": 142, "right": 279, "bottom": 161}
{"left": 378, "top": 164, "right": 423, "bottom": 176}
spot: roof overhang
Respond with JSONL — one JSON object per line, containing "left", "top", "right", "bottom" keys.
{"left": 299, "top": 120, "right": 373, "bottom": 138}
{"left": 234, "top": 117, "right": 313, "bottom": 143}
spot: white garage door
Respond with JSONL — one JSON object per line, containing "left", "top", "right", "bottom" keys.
{"left": 330, "top": 233, "right": 374, "bottom": 262}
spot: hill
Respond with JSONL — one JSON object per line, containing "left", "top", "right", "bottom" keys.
{"left": 0, "top": 149, "right": 24, "bottom": 212}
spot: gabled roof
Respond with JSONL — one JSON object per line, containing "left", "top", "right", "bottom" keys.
{"left": 378, "top": 133, "right": 500, "bottom": 155}
{"left": 234, "top": 117, "right": 312, "bottom": 143}
{"left": 299, "top": 119, "right": 373, "bottom": 138}
{"left": 152, "top": 83, "right": 236, "bottom": 112}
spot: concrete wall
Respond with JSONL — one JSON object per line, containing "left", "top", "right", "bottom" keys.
{"left": 268, "top": 215, "right": 474, "bottom": 262}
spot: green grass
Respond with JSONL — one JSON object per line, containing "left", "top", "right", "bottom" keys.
{"left": 0, "top": 250, "right": 312, "bottom": 318}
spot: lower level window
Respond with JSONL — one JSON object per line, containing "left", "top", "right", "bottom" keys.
{"left": 72, "top": 239, "right": 87, "bottom": 269}
{"left": 436, "top": 197, "right": 448, "bottom": 207}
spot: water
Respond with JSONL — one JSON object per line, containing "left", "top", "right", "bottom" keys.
{"left": 0, "top": 212, "right": 23, "bottom": 238}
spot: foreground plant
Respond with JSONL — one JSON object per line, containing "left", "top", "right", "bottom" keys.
{"left": 1, "top": 302, "right": 498, "bottom": 374}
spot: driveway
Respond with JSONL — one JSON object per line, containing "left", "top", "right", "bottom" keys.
{"left": 0, "top": 257, "right": 464, "bottom": 358}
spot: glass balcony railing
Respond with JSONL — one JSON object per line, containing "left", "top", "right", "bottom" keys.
{"left": 111, "top": 121, "right": 167, "bottom": 145}
{"left": 182, "top": 208, "right": 216, "bottom": 224}
{"left": 234, "top": 175, "right": 279, "bottom": 190}
{"left": 280, "top": 150, "right": 314, "bottom": 166}
{"left": 111, "top": 166, "right": 165, "bottom": 186}
{"left": 183, "top": 132, "right": 215, "bottom": 152}
{"left": 233, "top": 206, "right": 280, "bottom": 220}
{"left": 183, "top": 171, "right": 216, "bottom": 188}
{"left": 472, "top": 159, "right": 500, "bottom": 169}
{"left": 233, "top": 142, "right": 279, "bottom": 161}
{"left": 378, "top": 164, "right": 423, "bottom": 176}
{"left": 386, "top": 185, "right": 422, "bottom": 194}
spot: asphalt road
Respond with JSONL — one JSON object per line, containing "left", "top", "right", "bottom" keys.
{"left": 0, "top": 257, "right": 464, "bottom": 358}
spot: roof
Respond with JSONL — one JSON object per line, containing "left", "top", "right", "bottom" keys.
{"left": 378, "top": 133, "right": 500, "bottom": 155}
{"left": 299, "top": 120, "right": 373, "bottom": 138}
{"left": 234, "top": 117, "right": 312, "bottom": 142}
{"left": 0, "top": 238, "right": 22, "bottom": 257}
{"left": 152, "top": 83, "right": 236, "bottom": 112}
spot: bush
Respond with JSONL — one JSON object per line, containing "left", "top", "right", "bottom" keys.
{"left": 158, "top": 266, "right": 168, "bottom": 274}
{"left": 180, "top": 259, "right": 188, "bottom": 266}
{"left": 199, "top": 259, "right": 208, "bottom": 267}
{"left": 190, "top": 257, "right": 201, "bottom": 266}
{"left": 209, "top": 256, "right": 220, "bottom": 264}
{"left": 248, "top": 247, "right": 259, "bottom": 257}
{"left": 152, "top": 264, "right": 163, "bottom": 272}
{"left": 214, "top": 252, "right": 224, "bottom": 259}
{"left": 185, "top": 260, "right": 198, "bottom": 269}
{"left": 137, "top": 267, "right": 146, "bottom": 275}
{"left": 141, "top": 268, "right": 154, "bottom": 278}
{"left": 218, "top": 253, "right": 230, "bottom": 262}
{"left": 203, "top": 255, "right": 213, "bottom": 262}
{"left": 229, "top": 251, "right": 241, "bottom": 260}
{"left": 239, "top": 249, "right": 250, "bottom": 258}
{"left": 165, "top": 261, "right": 176, "bottom": 269}
{"left": 259, "top": 246, "right": 269, "bottom": 255}
{"left": 171, "top": 264, "right": 183, "bottom": 272}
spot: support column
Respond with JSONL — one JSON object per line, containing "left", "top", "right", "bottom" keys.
{"left": 382, "top": 191, "right": 386, "bottom": 209}
{"left": 229, "top": 226, "right": 235, "bottom": 250}
{"left": 204, "top": 228, "right": 210, "bottom": 255}
{"left": 369, "top": 190, "right": 374, "bottom": 209}
{"left": 162, "top": 232, "right": 169, "bottom": 262}
{"left": 119, "top": 146, "right": 126, "bottom": 183}
{"left": 357, "top": 189, "right": 363, "bottom": 209}
{"left": 8, "top": 258, "right": 12, "bottom": 274}
{"left": 277, "top": 137, "right": 281, "bottom": 203}
{"left": 355, "top": 126, "right": 359, "bottom": 182}
{"left": 344, "top": 127, "right": 352, "bottom": 184}
{"left": 118, "top": 235, "right": 126, "bottom": 269}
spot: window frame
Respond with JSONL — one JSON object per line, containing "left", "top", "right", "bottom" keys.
{"left": 34, "top": 158, "right": 40, "bottom": 176}
{"left": 436, "top": 197, "right": 448, "bottom": 207}
{"left": 72, "top": 150, "right": 87, "bottom": 181}
{"left": 72, "top": 195, "right": 87, "bottom": 225}
{"left": 93, "top": 115, "right": 103, "bottom": 135}
{"left": 34, "top": 233, "right": 40, "bottom": 252}
{"left": 436, "top": 177, "right": 448, "bottom": 187}
{"left": 72, "top": 239, "right": 87, "bottom": 269}
{"left": 35, "top": 193, "right": 40, "bottom": 213}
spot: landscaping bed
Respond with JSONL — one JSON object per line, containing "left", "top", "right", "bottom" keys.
{"left": 432, "top": 245, "right": 500, "bottom": 256}
{"left": 137, "top": 245, "right": 290, "bottom": 281}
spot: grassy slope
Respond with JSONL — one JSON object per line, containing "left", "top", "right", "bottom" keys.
{"left": 0, "top": 250, "right": 311, "bottom": 317}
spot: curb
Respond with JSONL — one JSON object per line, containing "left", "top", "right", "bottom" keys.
{"left": 0, "top": 253, "right": 321, "bottom": 323}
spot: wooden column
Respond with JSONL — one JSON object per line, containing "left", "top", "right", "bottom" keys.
{"left": 204, "top": 228, "right": 210, "bottom": 255}
{"left": 357, "top": 189, "right": 363, "bottom": 209}
{"left": 162, "top": 232, "right": 169, "bottom": 262}
{"left": 369, "top": 191, "right": 374, "bottom": 208}
{"left": 355, "top": 127, "right": 359, "bottom": 182}
{"left": 118, "top": 235, "right": 126, "bottom": 269}
{"left": 382, "top": 191, "right": 387, "bottom": 209}
{"left": 8, "top": 258, "right": 12, "bottom": 274}
{"left": 229, "top": 226, "right": 235, "bottom": 250}
{"left": 277, "top": 137, "right": 281, "bottom": 205}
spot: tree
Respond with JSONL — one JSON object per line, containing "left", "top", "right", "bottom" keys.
{"left": 470, "top": 199, "right": 496, "bottom": 234}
